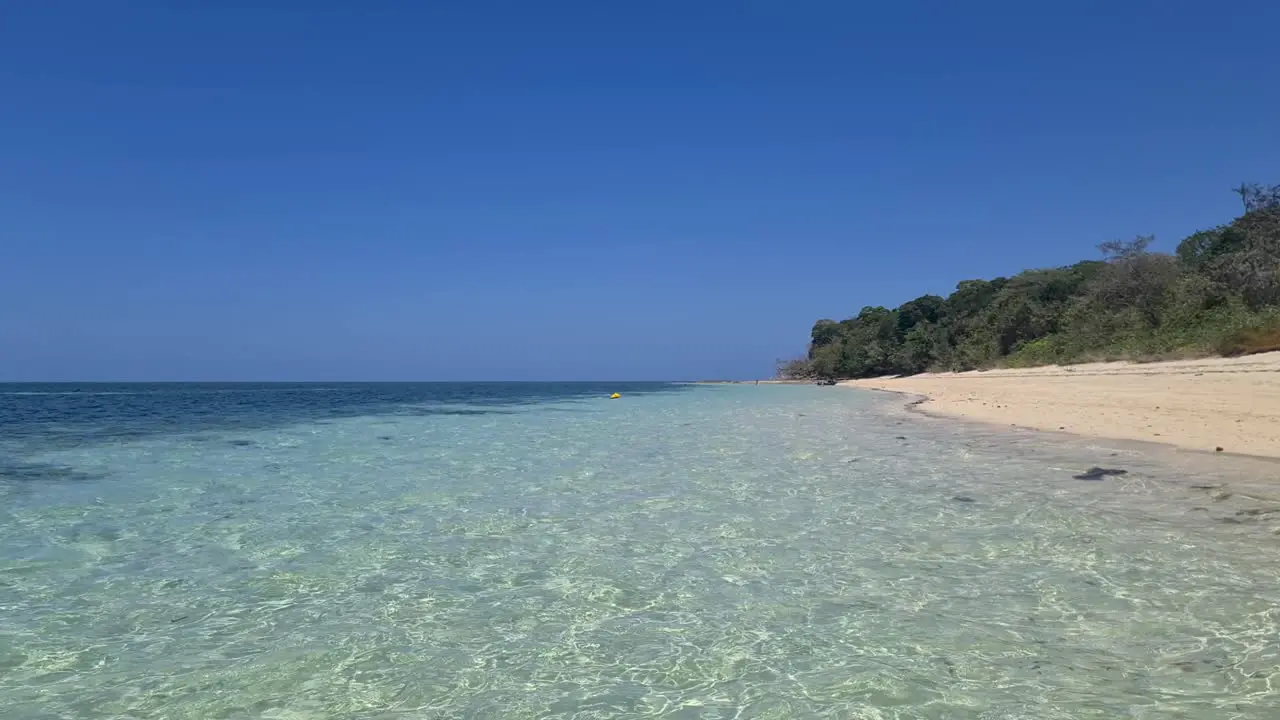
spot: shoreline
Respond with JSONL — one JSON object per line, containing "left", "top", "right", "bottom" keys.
{"left": 838, "top": 352, "right": 1280, "bottom": 460}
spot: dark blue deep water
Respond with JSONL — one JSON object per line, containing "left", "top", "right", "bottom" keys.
{"left": 2, "top": 382, "right": 683, "bottom": 441}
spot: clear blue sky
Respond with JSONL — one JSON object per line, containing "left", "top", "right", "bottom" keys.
{"left": 2, "top": 1, "right": 1277, "bottom": 381}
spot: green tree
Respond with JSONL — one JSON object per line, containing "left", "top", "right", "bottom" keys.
{"left": 800, "top": 184, "right": 1280, "bottom": 377}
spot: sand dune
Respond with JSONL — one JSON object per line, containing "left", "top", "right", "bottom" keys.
{"left": 841, "top": 352, "right": 1280, "bottom": 458}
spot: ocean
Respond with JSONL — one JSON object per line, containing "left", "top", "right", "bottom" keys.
{"left": 2, "top": 382, "right": 1278, "bottom": 719}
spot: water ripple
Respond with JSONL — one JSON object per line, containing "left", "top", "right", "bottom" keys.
{"left": 0, "top": 385, "right": 1278, "bottom": 718}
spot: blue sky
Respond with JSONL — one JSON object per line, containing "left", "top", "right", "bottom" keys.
{"left": 2, "top": 1, "right": 1277, "bottom": 381}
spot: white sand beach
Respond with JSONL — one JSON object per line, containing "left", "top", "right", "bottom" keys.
{"left": 842, "top": 352, "right": 1280, "bottom": 459}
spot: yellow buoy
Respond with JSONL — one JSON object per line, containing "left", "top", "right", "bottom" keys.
{"left": 610, "top": 393, "right": 621, "bottom": 399}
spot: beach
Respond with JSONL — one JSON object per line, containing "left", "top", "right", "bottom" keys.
{"left": 841, "top": 351, "right": 1280, "bottom": 459}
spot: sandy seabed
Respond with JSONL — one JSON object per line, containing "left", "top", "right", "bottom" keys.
{"left": 842, "top": 352, "right": 1280, "bottom": 459}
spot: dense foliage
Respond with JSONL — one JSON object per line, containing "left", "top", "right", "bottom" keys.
{"left": 781, "top": 184, "right": 1280, "bottom": 380}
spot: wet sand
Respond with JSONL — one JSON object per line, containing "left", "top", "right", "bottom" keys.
{"left": 841, "top": 352, "right": 1280, "bottom": 459}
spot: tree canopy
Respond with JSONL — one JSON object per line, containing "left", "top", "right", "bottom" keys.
{"left": 780, "top": 184, "right": 1280, "bottom": 379}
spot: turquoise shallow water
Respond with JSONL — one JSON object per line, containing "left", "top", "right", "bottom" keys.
{"left": 2, "top": 383, "right": 1279, "bottom": 719}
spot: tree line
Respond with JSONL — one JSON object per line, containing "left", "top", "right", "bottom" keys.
{"left": 779, "top": 183, "right": 1280, "bottom": 380}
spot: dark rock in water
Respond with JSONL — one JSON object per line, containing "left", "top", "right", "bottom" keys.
{"left": 0, "top": 461, "right": 104, "bottom": 484}
{"left": 67, "top": 521, "right": 123, "bottom": 544}
{"left": 1236, "top": 507, "right": 1280, "bottom": 517}
{"left": 227, "top": 439, "right": 255, "bottom": 448}
{"left": 951, "top": 495, "right": 976, "bottom": 503}
{"left": 1072, "top": 467, "right": 1128, "bottom": 481}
